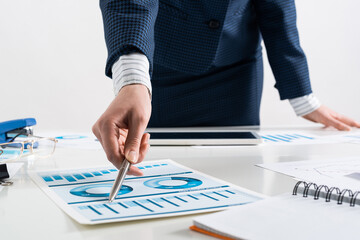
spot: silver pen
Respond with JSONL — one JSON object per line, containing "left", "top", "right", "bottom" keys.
{"left": 108, "top": 159, "right": 131, "bottom": 202}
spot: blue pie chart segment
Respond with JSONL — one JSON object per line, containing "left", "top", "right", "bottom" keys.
{"left": 144, "top": 177, "right": 203, "bottom": 189}
{"left": 70, "top": 183, "right": 132, "bottom": 197}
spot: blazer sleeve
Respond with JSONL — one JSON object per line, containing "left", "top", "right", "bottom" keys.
{"left": 100, "top": 0, "right": 158, "bottom": 78}
{"left": 253, "top": 0, "right": 313, "bottom": 100}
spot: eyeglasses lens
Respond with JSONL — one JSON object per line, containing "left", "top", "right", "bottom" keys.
{"left": 0, "top": 144, "right": 22, "bottom": 163}
{"left": 32, "top": 139, "right": 56, "bottom": 158}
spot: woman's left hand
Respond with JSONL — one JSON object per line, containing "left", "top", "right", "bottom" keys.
{"left": 303, "top": 105, "right": 360, "bottom": 131}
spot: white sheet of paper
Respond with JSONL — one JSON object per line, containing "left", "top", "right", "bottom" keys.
{"left": 193, "top": 193, "right": 360, "bottom": 240}
{"left": 6, "top": 162, "right": 24, "bottom": 178}
{"left": 37, "top": 131, "right": 102, "bottom": 150}
{"left": 329, "top": 131, "right": 360, "bottom": 144}
{"left": 29, "top": 159, "right": 264, "bottom": 224}
{"left": 258, "top": 157, "right": 360, "bottom": 190}
{"left": 55, "top": 135, "right": 101, "bottom": 150}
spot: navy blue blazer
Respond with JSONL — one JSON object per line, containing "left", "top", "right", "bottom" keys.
{"left": 100, "top": 0, "right": 313, "bottom": 126}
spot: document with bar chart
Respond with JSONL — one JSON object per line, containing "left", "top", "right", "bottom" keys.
{"left": 260, "top": 130, "right": 360, "bottom": 145}
{"left": 259, "top": 131, "right": 324, "bottom": 145}
{"left": 29, "top": 159, "right": 263, "bottom": 225}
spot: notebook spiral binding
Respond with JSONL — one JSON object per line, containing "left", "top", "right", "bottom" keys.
{"left": 292, "top": 181, "right": 360, "bottom": 207}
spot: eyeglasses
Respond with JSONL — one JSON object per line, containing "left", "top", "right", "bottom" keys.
{"left": 0, "top": 136, "right": 58, "bottom": 164}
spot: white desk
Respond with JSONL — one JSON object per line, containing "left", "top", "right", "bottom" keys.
{"left": 1, "top": 127, "right": 360, "bottom": 240}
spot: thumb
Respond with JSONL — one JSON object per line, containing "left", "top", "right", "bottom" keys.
{"left": 124, "top": 123, "right": 146, "bottom": 164}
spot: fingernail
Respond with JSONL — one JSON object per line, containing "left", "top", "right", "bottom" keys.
{"left": 126, "top": 151, "right": 137, "bottom": 164}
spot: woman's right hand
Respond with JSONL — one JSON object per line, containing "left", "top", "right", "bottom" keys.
{"left": 92, "top": 84, "right": 152, "bottom": 176}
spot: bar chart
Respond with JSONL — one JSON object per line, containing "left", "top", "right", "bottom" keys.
{"left": 261, "top": 133, "right": 315, "bottom": 143}
{"left": 31, "top": 160, "right": 263, "bottom": 224}
{"left": 75, "top": 188, "right": 257, "bottom": 223}
{"left": 260, "top": 131, "right": 320, "bottom": 144}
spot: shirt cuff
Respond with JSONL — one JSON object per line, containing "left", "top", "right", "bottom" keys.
{"left": 289, "top": 94, "right": 321, "bottom": 116}
{"left": 111, "top": 53, "right": 152, "bottom": 96}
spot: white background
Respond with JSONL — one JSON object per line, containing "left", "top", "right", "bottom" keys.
{"left": 1, "top": 0, "right": 359, "bottom": 132}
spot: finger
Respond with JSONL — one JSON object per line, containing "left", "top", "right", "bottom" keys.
{"left": 118, "top": 129, "right": 127, "bottom": 146}
{"left": 128, "top": 165, "right": 144, "bottom": 176}
{"left": 138, "top": 144, "right": 150, "bottom": 164}
{"left": 124, "top": 116, "right": 148, "bottom": 164}
{"left": 92, "top": 123, "right": 103, "bottom": 144}
{"left": 127, "top": 133, "right": 148, "bottom": 175}
{"left": 99, "top": 120, "right": 124, "bottom": 168}
{"left": 333, "top": 114, "right": 360, "bottom": 128}
{"left": 323, "top": 116, "right": 351, "bottom": 131}
{"left": 142, "top": 132, "right": 150, "bottom": 144}
{"left": 118, "top": 138, "right": 125, "bottom": 156}
{"left": 119, "top": 129, "right": 128, "bottom": 138}
{"left": 118, "top": 129, "right": 128, "bottom": 155}
{"left": 93, "top": 123, "right": 111, "bottom": 158}
{"left": 138, "top": 133, "right": 150, "bottom": 163}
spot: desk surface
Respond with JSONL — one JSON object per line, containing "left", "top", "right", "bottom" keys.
{"left": 1, "top": 127, "right": 360, "bottom": 240}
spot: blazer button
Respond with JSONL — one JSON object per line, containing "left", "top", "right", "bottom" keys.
{"left": 208, "top": 19, "right": 220, "bottom": 29}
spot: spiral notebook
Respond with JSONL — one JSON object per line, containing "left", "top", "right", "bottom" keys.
{"left": 190, "top": 181, "right": 360, "bottom": 240}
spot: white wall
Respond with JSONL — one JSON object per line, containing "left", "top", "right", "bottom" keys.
{"left": 1, "top": 0, "right": 359, "bottom": 132}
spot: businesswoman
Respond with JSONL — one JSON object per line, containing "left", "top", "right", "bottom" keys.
{"left": 92, "top": 0, "right": 360, "bottom": 174}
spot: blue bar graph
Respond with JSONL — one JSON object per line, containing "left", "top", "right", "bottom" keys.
{"left": 42, "top": 176, "right": 53, "bottom": 182}
{"left": 213, "top": 191, "right": 229, "bottom": 198}
{"left": 103, "top": 204, "right": 119, "bottom": 214}
{"left": 285, "top": 134, "right": 299, "bottom": 139}
{"left": 64, "top": 175, "right": 76, "bottom": 182}
{"left": 261, "top": 133, "right": 315, "bottom": 143}
{"left": 92, "top": 171, "right": 102, "bottom": 176}
{"left": 118, "top": 202, "right": 128, "bottom": 209}
{"left": 52, "top": 175, "right": 63, "bottom": 180}
{"left": 275, "top": 135, "right": 292, "bottom": 140}
{"left": 88, "top": 206, "right": 102, "bottom": 215}
{"left": 132, "top": 201, "right": 154, "bottom": 212}
{"left": 161, "top": 197, "right": 179, "bottom": 207}
{"left": 200, "top": 193, "right": 219, "bottom": 201}
{"left": 41, "top": 169, "right": 119, "bottom": 185}
{"left": 293, "top": 134, "right": 314, "bottom": 139}
{"left": 82, "top": 173, "right": 93, "bottom": 178}
{"left": 73, "top": 174, "right": 85, "bottom": 180}
{"left": 187, "top": 194, "right": 198, "bottom": 200}
{"left": 138, "top": 163, "right": 168, "bottom": 170}
{"left": 174, "top": 196, "right": 187, "bottom": 202}
{"left": 147, "top": 199, "right": 163, "bottom": 208}
{"left": 225, "top": 190, "right": 235, "bottom": 194}
{"left": 269, "top": 135, "right": 291, "bottom": 142}
{"left": 74, "top": 188, "right": 262, "bottom": 223}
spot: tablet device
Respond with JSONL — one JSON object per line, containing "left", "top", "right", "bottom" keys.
{"left": 148, "top": 131, "right": 262, "bottom": 146}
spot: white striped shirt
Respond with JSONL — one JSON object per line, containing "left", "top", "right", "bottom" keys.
{"left": 112, "top": 53, "right": 152, "bottom": 96}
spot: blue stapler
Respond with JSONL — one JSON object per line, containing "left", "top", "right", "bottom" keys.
{"left": 0, "top": 118, "right": 37, "bottom": 144}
